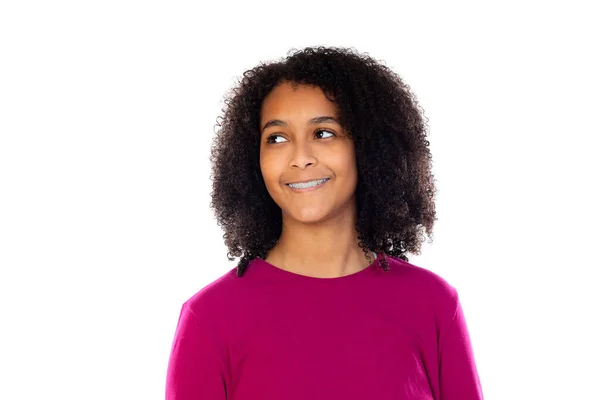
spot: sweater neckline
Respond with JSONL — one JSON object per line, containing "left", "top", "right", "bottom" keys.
{"left": 251, "top": 253, "right": 381, "bottom": 282}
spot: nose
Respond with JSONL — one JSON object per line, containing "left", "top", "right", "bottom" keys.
{"left": 290, "top": 141, "right": 317, "bottom": 169}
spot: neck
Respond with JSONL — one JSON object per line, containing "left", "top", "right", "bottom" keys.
{"left": 265, "top": 209, "right": 373, "bottom": 278}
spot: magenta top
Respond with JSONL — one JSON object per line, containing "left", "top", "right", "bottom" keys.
{"left": 166, "top": 255, "right": 483, "bottom": 399}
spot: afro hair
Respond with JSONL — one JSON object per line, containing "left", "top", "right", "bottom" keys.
{"left": 209, "top": 46, "right": 438, "bottom": 277}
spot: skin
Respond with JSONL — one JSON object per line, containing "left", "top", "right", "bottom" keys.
{"left": 259, "top": 81, "right": 373, "bottom": 278}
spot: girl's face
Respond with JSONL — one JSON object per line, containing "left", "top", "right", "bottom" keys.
{"left": 259, "top": 81, "right": 358, "bottom": 225}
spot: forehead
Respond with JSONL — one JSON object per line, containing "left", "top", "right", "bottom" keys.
{"left": 260, "top": 82, "right": 338, "bottom": 121}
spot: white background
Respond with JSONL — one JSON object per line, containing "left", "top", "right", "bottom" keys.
{"left": 1, "top": 1, "right": 598, "bottom": 399}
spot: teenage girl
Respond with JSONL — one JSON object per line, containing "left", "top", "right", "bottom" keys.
{"left": 166, "top": 46, "right": 484, "bottom": 400}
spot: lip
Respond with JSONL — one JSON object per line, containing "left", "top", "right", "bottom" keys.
{"left": 285, "top": 178, "right": 330, "bottom": 192}
{"left": 286, "top": 177, "right": 330, "bottom": 185}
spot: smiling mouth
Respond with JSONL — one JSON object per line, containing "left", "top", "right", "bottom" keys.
{"left": 286, "top": 178, "right": 329, "bottom": 190}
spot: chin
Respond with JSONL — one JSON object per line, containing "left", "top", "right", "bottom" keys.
{"left": 285, "top": 208, "right": 331, "bottom": 224}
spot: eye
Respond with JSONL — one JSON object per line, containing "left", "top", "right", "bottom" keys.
{"left": 266, "top": 134, "right": 288, "bottom": 144}
{"left": 315, "top": 129, "right": 335, "bottom": 139}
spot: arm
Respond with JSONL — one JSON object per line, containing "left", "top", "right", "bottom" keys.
{"left": 439, "top": 294, "right": 484, "bottom": 399}
{"left": 165, "top": 303, "right": 228, "bottom": 400}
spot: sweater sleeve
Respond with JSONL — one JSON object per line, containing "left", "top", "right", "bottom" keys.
{"left": 165, "top": 303, "right": 228, "bottom": 400}
{"left": 438, "top": 293, "right": 484, "bottom": 400}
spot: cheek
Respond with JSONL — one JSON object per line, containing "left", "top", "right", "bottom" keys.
{"left": 333, "top": 146, "right": 358, "bottom": 177}
{"left": 336, "top": 149, "right": 359, "bottom": 193}
{"left": 259, "top": 152, "right": 280, "bottom": 187}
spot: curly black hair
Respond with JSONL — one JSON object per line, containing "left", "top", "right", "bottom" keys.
{"left": 209, "top": 46, "right": 437, "bottom": 277}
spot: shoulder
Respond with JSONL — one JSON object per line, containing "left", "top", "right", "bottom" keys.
{"left": 383, "top": 255, "right": 459, "bottom": 309}
{"left": 183, "top": 257, "right": 291, "bottom": 316}
{"left": 380, "top": 256, "right": 461, "bottom": 333}
{"left": 181, "top": 266, "right": 241, "bottom": 319}
{"left": 186, "top": 266, "right": 239, "bottom": 300}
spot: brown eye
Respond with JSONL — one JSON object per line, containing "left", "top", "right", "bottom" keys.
{"left": 266, "top": 134, "right": 288, "bottom": 144}
{"left": 315, "top": 129, "right": 335, "bottom": 139}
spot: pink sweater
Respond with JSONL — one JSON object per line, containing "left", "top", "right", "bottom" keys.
{"left": 166, "top": 255, "right": 483, "bottom": 399}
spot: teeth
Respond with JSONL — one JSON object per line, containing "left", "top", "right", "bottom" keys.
{"left": 288, "top": 178, "right": 328, "bottom": 189}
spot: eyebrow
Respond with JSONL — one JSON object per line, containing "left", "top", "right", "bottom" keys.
{"left": 261, "top": 116, "right": 340, "bottom": 132}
